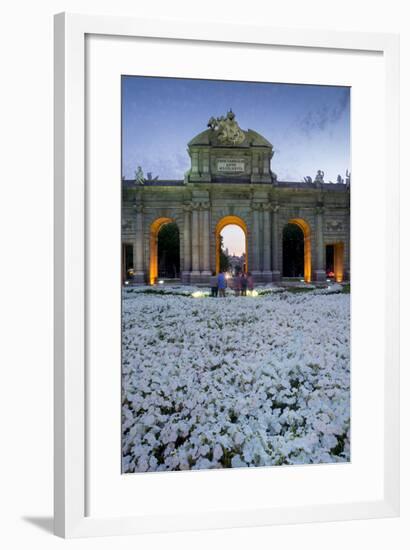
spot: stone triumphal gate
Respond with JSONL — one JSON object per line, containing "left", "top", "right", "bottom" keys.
{"left": 122, "top": 111, "right": 350, "bottom": 285}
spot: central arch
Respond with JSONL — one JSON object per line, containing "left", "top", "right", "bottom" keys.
{"left": 215, "top": 215, "right": 248, "bottom": 274}
{"left": 283, "top": 218, "right": 312, "bottom": 283}
{"left": 149, "top": 217, "right": 179, "bottom": 284}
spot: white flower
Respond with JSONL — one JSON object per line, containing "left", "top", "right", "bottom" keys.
{"left": 199, "top": 444, "right": 210, "bottom": 457}
{"left": 122, "top": 291, "right": 350, "bottom": 472}
{"left": 142, "top": 414, "right": 156, "bottom": 427}
{"left": 213, "top": 444, "right": 223, "bottom": 461}
{"left": 231, "top": 455, "right": 247, "bottom": 468}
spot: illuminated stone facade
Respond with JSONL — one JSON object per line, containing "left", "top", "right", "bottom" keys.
{"left": 122, "top": 112, "right": 350, "bottom": 285}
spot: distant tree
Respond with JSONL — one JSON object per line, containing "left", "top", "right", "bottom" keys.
{"left": 219, "top": 235, "right": 230, "bottom": 272}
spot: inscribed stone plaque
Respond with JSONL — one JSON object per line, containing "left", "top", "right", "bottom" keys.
{"left": 217, "top": 158, "right": 245, "bottom": 173}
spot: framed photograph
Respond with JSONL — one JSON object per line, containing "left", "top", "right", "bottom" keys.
{"left": 54, "top": 13, "right": 399, "bottom": 538}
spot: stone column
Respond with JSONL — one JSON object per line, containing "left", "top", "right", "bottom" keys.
{"left": 191, "top": 150, "right": 199, "bottom": 175}
{"left": 191, "top": 204, "right": 201, "bottom": 282}
{"left": 200, "top": 202, "right": 211, "bottom": 279}
{"left": 345, "top": 209, "right": 350, "bottom": 281}
{"left": 271, "top": 204, "right": 280, "bottom": 281}
{"left": 202, "top": 152, "right": 210, "bottom": 177}
{"left": 133, "top": 204, "right": 145, "bottom": 283}
{"left": 262, "top": 204, "right": 272, "bottom": 282}
{"left": 263, "top": 153, "right": 270, "bottom": 175}
{"left": 251, "top": 203, "right": 262, "bottom": 280}
{"left": 251, "top": 152, "right": 260, "bottom": 183}
{"left": 181, "top": 203, "right": 192, "bottom": 283}
{"left": 314, "top": 205, "right": 326, "bottom": 281}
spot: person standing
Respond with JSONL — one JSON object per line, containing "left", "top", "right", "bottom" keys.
{"left": 246, "top": 272, "right": 254, "bottom": 295}
{"left": 217, "top": 271, "right": 227, "bottom": 297}
{"left": 240, "top": 272, "right": 248, "bottom": 296}
{"left": 233, "top": 271, "right": 241, "bottom": 297}
{"left": 209, "top": 271, "right": 218, "bottom": 297}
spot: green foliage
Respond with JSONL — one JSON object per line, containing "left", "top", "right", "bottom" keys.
{"left": 285, "top": 287, "right": 314, "bottom": 294}
{"left": 219, "top": 235, "right": 229, "bottom": 272}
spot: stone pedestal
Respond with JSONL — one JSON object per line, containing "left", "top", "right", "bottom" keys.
{"left": 189, "top": 270, "right": 202, "bottom": 284}
{"left": 251, "top": 270, "right": 263, "bottom": 283}
{"left": 314, "top": 269, "right": 327, "bottom": 282}
{"left": 261, "top": 271, "right": 273, "bottom": 283}
{"left": 181, "top": 271, "right": 191, "bottom": 284}
{"left": 272, "top": 270, "right": 281, "bottom": 282}
{"left": 132, "top": 271, "right": 145, "bottom": 284}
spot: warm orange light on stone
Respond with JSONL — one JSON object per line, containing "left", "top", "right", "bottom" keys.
{"left": 215, "top": 215, "right": 248, "bottom": 274}
{"left": 149, "top": 217, "right": 174, "bottom": 285}
{"left": 334, "top": 242, "right": 344, "bottom": 283}
{"left": 288, "top": 218, "right": 312, "bottom": 283}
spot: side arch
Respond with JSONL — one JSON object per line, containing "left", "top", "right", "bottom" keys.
{"left": 149, "top": 217, "right": 175, "bottom": 284}
{"left": 215, "top": 215, "right": 248, "bottom": 274}
{"left": 286, "top": 217, "right": 312, "bottom": 283}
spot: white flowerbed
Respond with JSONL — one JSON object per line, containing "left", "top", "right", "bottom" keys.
{"left": 122, "top": 290, "right": 350, "bottom": 473}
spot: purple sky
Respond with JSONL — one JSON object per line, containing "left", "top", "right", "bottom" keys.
{"left": 122, "top": 76, "right": 350, "bottom": 183}
{"left": 222, "top": 226, "right": 245, "bottom": 257}
{"left": 122, "top": 76, "right": 350, "bottom": 255}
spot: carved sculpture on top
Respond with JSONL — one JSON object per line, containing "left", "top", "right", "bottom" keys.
{"left": 135, "top": 166, "right": 145, "bottom": 186}
{"left": 314, "top": 170, "right": 325, "bottom": 184}
{"left": 207, "top": 109, "right": 246, "bottom": 145}
{"left": 135, "top": 166, "right": 159, "bottom": 185}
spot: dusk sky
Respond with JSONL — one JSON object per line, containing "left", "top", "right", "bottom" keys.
{"left": 122, "top": 76, "right": 350, "bottom": 255}
{"left": 122, "top": 76, "right": 350, "bottom": 183}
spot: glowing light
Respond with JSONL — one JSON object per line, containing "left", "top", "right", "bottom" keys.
{"left": 288, "top": 218, "right": 312, "bottom": 283}
{"left": 249, "top": 290, "right": 258, "bottom": 297}
{"left": 192, "top": 291, "right": 205, "bottom": 298}
{"left": 215, "top": 215, "right": 248, "bottom": 275}
{"left": 124, "top": 281, "right": 129, "bottom": 285}
{"left": 149, "top": 216, "right": 174, "bottom": 284}
{"left": 326, "top": 278, "right": 331, "bottom": 282}
{"left": 158, "top": 280, "right": 164, "bottom": 285}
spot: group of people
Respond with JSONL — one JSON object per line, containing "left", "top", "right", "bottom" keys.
{"left": 209, "top": 270, "right": 254, "bottom": 297}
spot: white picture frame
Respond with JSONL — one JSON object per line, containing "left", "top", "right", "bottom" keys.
{"left": 54, "top": 12, "right": 400, "bottom": 538}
